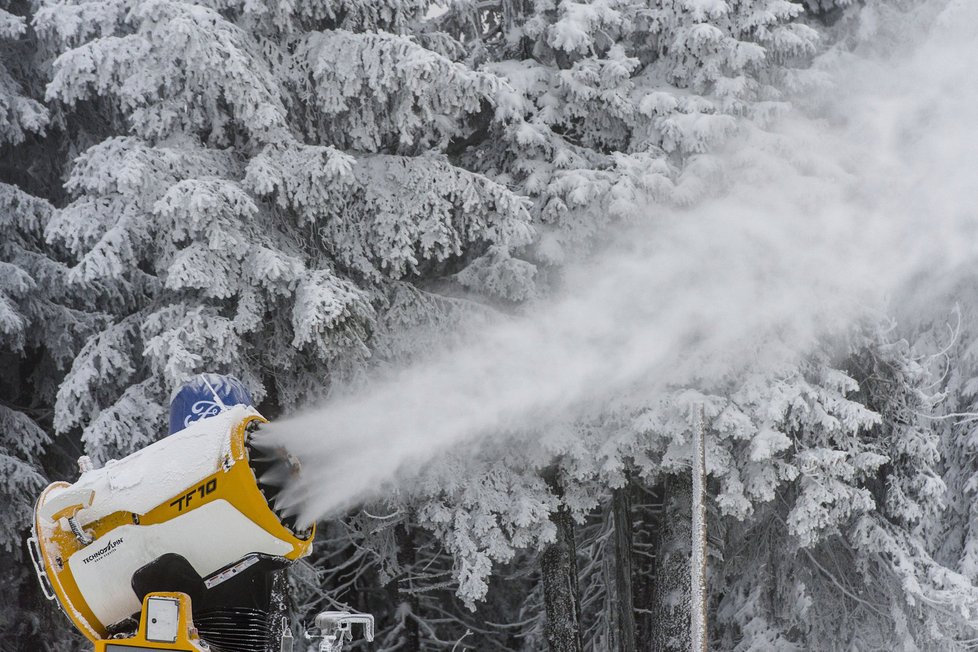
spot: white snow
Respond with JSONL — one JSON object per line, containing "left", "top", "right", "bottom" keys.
{"left": 40, "top": 405, "right": 257, "bottom": 527}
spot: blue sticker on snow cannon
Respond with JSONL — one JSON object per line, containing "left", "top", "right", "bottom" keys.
{"left": 168, "top": 373, "right": 254, "bottom": 435}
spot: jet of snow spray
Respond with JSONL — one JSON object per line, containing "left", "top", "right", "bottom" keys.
{"left": 260, "top": 0, "right": 978, "bottom": 528}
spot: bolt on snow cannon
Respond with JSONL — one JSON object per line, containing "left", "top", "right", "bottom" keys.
{"left": 28, "top": 375, "right": 318, "bottom": 651}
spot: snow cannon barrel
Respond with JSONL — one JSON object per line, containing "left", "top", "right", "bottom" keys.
{"left": 28, "top": 378, "right": 314, "bottom": 649}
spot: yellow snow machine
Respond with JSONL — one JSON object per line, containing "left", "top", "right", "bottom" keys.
{"left": 27, "top": 374, "right": 374, "bottom": 652}
{"left": 28, "top": 374, "right": 373, "bottom": 652}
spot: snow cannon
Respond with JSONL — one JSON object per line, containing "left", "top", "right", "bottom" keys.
{"left": 28, "top": 375, "right": 314, "bottom": 652}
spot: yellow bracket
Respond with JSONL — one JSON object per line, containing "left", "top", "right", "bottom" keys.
{"left": 93, "top": 592, "right": 206, "bottom": 651}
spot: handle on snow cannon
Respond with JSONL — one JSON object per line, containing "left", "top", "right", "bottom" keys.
{"left": 280, "top": 618, "right": 295, "bottom": 652}
{"left": 30, "top": 379, "right": 315, "bottom": 651}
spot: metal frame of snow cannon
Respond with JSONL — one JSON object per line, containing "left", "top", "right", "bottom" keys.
{"left": 302, "top": 611, "right": 375, "bottom": 652}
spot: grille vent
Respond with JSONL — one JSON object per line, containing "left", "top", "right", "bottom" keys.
{"left": 195, "top": 607, "right": 269, "bottom": 652}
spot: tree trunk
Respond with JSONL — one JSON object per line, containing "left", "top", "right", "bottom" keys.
{"left": 541, "top": 479, "right": 584, "bottom": 652}
{"left": 631, "top": 483, "right": 664, "bottom": 651}
{"left": 609, "top": 487, "right": 638, "bottom": 652}
{"left": 384, "top": 522, "right": 420, "bottom": 652}
{"left": 651, "top": 474, "right": 693, "bottom": 652}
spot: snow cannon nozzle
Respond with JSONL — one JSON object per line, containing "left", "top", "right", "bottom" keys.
{"left": 244, "top": 421, "right": 308, "bottom": 537}
{"left": 245, "top": 421, "right": 302, "bottom": 478}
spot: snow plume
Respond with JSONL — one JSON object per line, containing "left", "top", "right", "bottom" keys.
{"left": 262, "top": 0, "right": 978, "bottom": 527}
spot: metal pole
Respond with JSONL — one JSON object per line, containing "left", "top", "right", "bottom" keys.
{"left": 690, "top": 407, "right": 708, "bottom": 652}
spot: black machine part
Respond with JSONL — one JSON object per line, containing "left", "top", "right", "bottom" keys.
{"left": 131, "top": 553, "right": 290, "bottom": 652}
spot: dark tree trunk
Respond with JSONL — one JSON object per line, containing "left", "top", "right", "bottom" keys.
{"left": 541, "top": 473, "right": 583, "bottom": 652}
{"left": 542, "top": 503, "right": 584, "bottom": 652}
{"left": 610, "top": 487, "right": 638, "bottom": 652}
{"left": 631, "top": 483, "right": 663, "bottom": 651}
{"left": 384, "top": 522, "right": 420, "bottom": 652}
{"left": 651, "top": 474, "right": 693, "bottom": 652}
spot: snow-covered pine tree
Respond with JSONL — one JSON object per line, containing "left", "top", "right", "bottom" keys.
{"left": 430, "top": 0, "right": 819, "bottom": 264}
{"left": 352, "top": 2, "right": 828, "bottom": 646}
{"left": 0, "top": 4, "right": 97, "bottom": 647}
{"left": 435, "top": 313, "right": 977, "bottom": 650}
{"left": 0, "top": 1, "right": 46, "bottom": 149}
{"left": 35, "top": 0, "right": 535, "bottom": 464}
{"left": 709, "top": 328, "right": 978, "bottom": 650}
{"left": 0, "top": 186, "right": 61, "bottom": 552}
{"left": 0, "top": 0, "right": 53, "bottom": 555}
{"left": 906, "top": 297, "right": 978, "bottom": 647}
